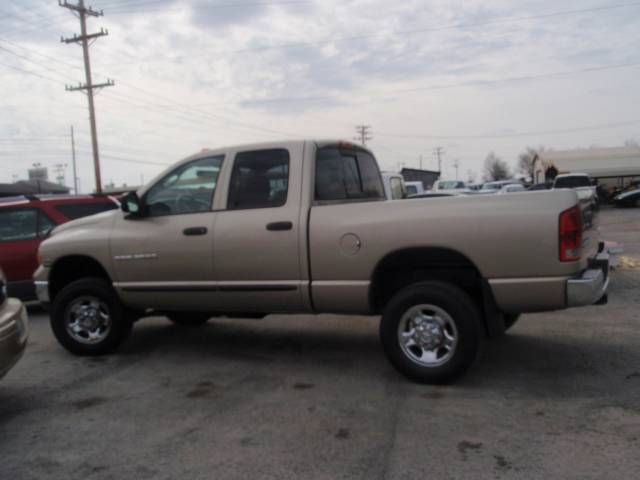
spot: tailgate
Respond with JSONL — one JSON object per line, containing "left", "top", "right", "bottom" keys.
{"left": 579, "top": 196, "right": 599, "bottom": 261}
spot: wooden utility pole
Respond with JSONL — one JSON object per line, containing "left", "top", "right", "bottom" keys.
{"left": 70, "top": 125, "right": 78, "bottom": 194}
{"left": 60, "top": 0, "right": 113, "bottom": 193}
{"left": 433, "top": 146, "right": 445, "bottom": 174}
{"left": 354, "top": 125, "right": 372, "bottom": 146}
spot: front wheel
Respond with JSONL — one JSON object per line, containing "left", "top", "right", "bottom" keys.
{"left": 50, "top": 277, "right": 132, "bottom": 355}
{"left": 380, "top": 281, "right": 482, "bottom": 384}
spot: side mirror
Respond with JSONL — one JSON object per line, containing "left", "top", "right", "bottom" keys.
{"left": 121, "top": 192, "right": 144, "bottom": 218}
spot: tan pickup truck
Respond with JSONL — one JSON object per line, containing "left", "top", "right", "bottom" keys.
{"left": 34, "top": 140, "right": 610, "bottom": 383}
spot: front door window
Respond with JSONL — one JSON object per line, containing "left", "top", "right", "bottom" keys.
{"left": 145, "top": 156, "right": 224, "bottom": 216}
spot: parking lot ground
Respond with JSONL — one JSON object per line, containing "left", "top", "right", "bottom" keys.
{"left": 1, "top": 208, "right": 640, "bottom": 480}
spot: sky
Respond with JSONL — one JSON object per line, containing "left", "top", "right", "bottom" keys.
{"left": 1, "top": 0, "right": 639, "bottom": 191}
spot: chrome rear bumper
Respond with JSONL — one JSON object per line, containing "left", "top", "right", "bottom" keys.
{"left": 567, "top": 253, "right": 610, "bottom": 308}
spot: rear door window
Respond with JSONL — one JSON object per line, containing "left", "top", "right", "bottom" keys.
{"left": 227, "top": 149, "right": 290, "bottom": 210}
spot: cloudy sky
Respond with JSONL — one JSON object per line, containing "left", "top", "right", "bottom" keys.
{"left": 1, "top": 0, "right": 639, "bottom": 191}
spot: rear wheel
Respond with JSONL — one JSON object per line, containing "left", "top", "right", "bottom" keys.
{"left": 51, "top": 277, "right": 132, "bottom": 355}
{"left": 167, "top": 313, "right": 211, "bottom": 326}
{"left": 380, "top": 281, "right": 482, "bottom": 384}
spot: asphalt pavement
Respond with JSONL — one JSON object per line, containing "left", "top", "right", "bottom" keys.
{"left": 1, "top": 207, "right": 639, "bottom": 480}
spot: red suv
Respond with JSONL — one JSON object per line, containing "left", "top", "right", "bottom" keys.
{"left": 0, "top": 194, "right": 119, "bottom": 300}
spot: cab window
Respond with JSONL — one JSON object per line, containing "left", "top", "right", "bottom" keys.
{"left": 145, "top": 156, "right": 224, "bottom": 216}
{"left": 315, "top": 146, "right": 385, "bottom": 202}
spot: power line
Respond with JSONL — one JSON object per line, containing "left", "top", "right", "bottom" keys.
{"left": 104, "top": 0, "right": 313, "bottom": 13}
{"left": 377, "top": 119, "right": 640, "bottom": 140}
{"left": 4, "top": 47, "right": 640, "bottom": 144}
{"left": 97, "top": 2, "right": 640, "bottom": 64}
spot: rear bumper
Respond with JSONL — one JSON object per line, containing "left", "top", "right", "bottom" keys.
{"left": 566, "top": 253, "right": 610, "bottom": 308}
{"left": 0, "top": 299, "right": 29, "bottom": 379}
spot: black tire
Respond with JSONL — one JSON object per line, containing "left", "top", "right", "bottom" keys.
{"left": 166, "top": 313, "right": 211, "bottom": 326}
{"left": 51, "top": 277, "right": 132, "bottom": 356}
{"left": 503, "top": 314, "right": 521, "bottom": 332}
{"left": 380, "top": 281, "right": 482, "bottom": 384}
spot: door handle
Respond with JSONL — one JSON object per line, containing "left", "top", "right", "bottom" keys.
{"left": 266, "top": 221, "right": 293, "bottom": 231}
{"left": 183, "top": 226, "right": 208, "bottom": 236}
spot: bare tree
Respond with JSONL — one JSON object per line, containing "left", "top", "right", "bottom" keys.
{"left": 517, "top": 146, "right": 543, "bottom": 183}
{"left": 624, "top": 139, "right": 639, "bottom": 148}
{"left": 484, "top": 152, "right": 510, "bottom": 181}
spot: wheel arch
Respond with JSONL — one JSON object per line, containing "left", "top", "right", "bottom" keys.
{"left": 368, "top": 247, "right": 504, "bottom": 336}
{"left": 48, "top": 255, "right": 112, "bottom": 302}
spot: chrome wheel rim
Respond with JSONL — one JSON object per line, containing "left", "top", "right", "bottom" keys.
{"left": 65, "top": 296, "right": 112, "bottom": 345}
{"left": 397, "top": 304, "right": 458, "bottom": 367}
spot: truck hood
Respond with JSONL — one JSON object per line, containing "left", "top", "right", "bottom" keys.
{"left": 50, "top": 209, "right": 118, "bottom": 237}
{"left": 40, "top": 210, "right": 119, "bottom": 268}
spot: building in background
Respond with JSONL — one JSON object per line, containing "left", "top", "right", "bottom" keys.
{"left": 0, "top": 180, "right": 70, "bottom": 197}
{"left": 28, "top": 166, "right": 49, "bottom": 182}
{"left": 400, "top": 167, "right": 440, "bottom": 190}
{"left": 533, "top": 147, "right": 640, "bottom": 187}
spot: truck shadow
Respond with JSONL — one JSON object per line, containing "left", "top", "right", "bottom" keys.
{"left": 119, "top": 316, "right": 639, "bottom": 397}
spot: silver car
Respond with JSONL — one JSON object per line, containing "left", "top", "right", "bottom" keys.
{"left": 0, "top": 267, "right": 28, "bottom": 379}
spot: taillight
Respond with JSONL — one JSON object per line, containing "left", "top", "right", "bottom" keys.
{"left": 559, "top": 205, "right": 582, "bottom": 261}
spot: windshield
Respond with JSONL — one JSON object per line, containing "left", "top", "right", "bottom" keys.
{"left": 554, "top": 176, "right": 591, "bottom": 188}
{"left": 481, "top": 182, "right": 500, "bottom": 190}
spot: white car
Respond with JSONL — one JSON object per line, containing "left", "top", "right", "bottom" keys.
{"left": 552, "top": 173, "right": 597, "bottom": 203}
{"left": 432, "top": 180, "right": 470, "bottom": 194}
{"left": 404, "top": 181, "right": 426, "bottom": 196}
{"left": 476, "top": 180, "right": 521, "bottom": 194}
{"left": 497, "top": 183, "right": 526, "bottom": 194}
{"left": 381, "top": 172, "right": 406, "bottom": 200}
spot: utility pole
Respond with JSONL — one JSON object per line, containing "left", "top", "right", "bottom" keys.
{"left": 70, "top": 125, "right": 78, "bottom": 194}
{"left": 433, "top": 146, "right": 445, "bottom": 175}
{"left": 60, "top": 0, "right": 114, "bottom": 193}
{"left": 453, "top": 158, "right": 460, "bottom": 180}
{"left": 53, "top": 163, "right": 68, "bottom": 186}
{"left": 354, "top": 125, "right": 372, "bottom": 146}
{"left": 419, "top": 154, "right": 423, "bottom": 170}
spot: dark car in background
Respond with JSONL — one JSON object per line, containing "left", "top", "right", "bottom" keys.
{"left": 613, "top": 188, "right": 640, "bottom": 208}
{"left": 0, "top": 195, "right": 119, "bottom": 300}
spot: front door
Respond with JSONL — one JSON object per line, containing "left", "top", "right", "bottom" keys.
{"left": 213, "top": 145, "right": 305, "bottom": 312}
{"left": 110, "top": 155, "right": 224, "bottom": 312}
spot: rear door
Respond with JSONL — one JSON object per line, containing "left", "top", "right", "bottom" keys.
{"left": 213, "top": 145, "right": 305, "bottom": 312}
